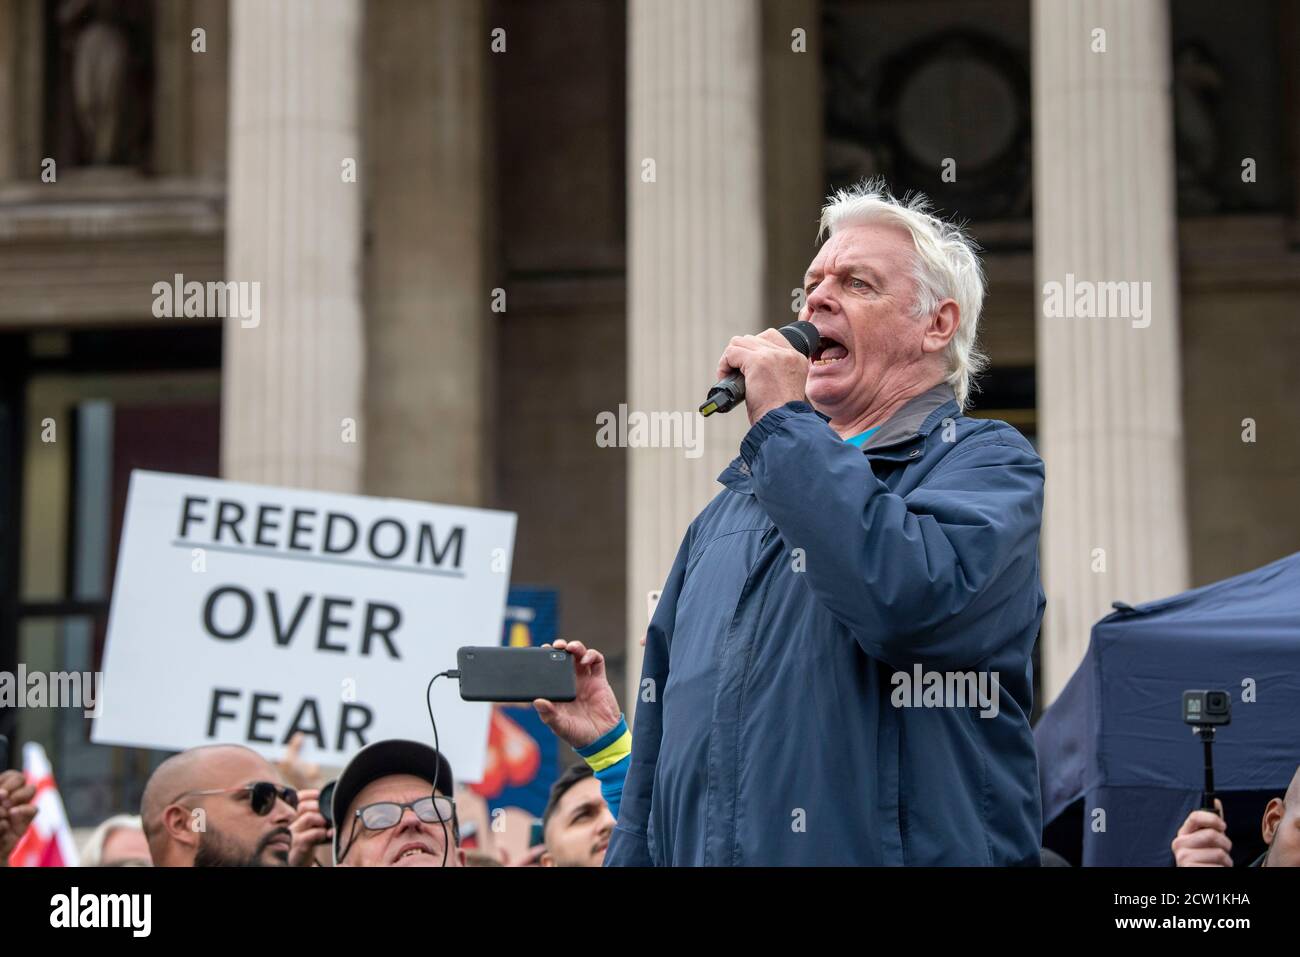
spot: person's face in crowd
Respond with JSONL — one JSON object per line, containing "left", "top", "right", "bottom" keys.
{"left": 1262, "top": 793, "right": 1300, "bottom": 866}
{"left": 800, "top": 222, "right": 958, "bottom": 425}
{"left": 101, "top": 826, "right": 152, "bottom": 866}
{"left": 183, "top": 752, "right": 295, "bottom": 867}
{"left": 541, "top": 776, "right": 614, "bottom": 867}
{"left": 339, "top": 774, "right": 462, "bottom": 867}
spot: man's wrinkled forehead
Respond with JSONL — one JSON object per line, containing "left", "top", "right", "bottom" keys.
{"left": 804, "top": 223, "right": 914, "bottom": 285}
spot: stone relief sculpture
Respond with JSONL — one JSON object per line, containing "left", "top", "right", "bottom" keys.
{"left": 49, "top": 0, "right": 153, "bottom": 169}
{"left": 62, "top": 0, "right": 131, "bottom": 165}
{"left": 1173, "top": 41, "right": 1224, "bottom": 214}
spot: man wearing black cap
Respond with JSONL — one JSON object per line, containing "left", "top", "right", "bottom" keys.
{"left": 329, "top": 739, "right": 460, "bottom": 867}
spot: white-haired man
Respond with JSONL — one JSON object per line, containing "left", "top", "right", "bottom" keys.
{"left": 80, "top": 814, "right": 151, "bottom": 866}
{"left": 606, "top": 180, "right": 1045, "bottom": 866}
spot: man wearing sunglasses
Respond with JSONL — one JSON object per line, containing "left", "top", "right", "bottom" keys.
{"left": 330, "top": 739, "right": 461, "bottom": 867}
{"left": 140, "top": 744, "right": 298, "bottom": 867}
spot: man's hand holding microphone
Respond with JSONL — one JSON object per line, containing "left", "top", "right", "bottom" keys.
{"left": 699, "top": 320, "right": 819, "bottom": 424}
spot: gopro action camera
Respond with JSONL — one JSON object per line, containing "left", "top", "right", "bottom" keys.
{"left": 1182, "top": 689, "right": 1231, "bottom": 727}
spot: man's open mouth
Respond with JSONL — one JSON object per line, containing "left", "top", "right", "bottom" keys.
{"left": 812, "top": 337, "right": 849, "bottom": 366}
{"left": 395, "top": 843, "right": 435, "bottom": 861}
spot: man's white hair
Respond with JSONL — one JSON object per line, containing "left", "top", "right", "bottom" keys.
{"left": 79, "top": 813, "right": 146, "bottom": 866}
{"left": 818, "top": 179, "right": 988, "bottom": 410}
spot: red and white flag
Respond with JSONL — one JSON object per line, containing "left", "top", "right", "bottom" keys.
{"left": 7, "top": 742, "right": 79, "bottom": 867}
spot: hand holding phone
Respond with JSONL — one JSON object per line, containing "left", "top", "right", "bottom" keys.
{"left": 531, "top": 639, "right": 623, "bottom": 750}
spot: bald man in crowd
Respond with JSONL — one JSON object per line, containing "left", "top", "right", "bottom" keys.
{"left": 1173, "top": 764, "right": 1300, "bottom": 867}
{"left": 140, "top": 744, "right": 297, "bottom": 867}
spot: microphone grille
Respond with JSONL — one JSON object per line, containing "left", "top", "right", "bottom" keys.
{"left": 780, "top": 320, "right": 821, "bottom": 357}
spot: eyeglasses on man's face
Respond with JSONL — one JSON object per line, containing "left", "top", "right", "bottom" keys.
{"left": 355, "top": 795, "right": 456, "bottom": 830}
{"left": 337, "top": 793, "right": 458, "bottom": 863}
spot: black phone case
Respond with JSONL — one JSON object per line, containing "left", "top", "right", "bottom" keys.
{"left": 456, "top": 647, "right": 577, "bottom": 702}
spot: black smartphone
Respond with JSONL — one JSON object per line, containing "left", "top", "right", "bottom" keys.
{"left": 0, "top": 734, "right": 10, "bottom": 771}
{"left": 456, "top": 646, "right": 576, "bottom": 703}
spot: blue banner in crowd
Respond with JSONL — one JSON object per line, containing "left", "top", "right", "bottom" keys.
{"left": 471, "top": 587, "right": 561, "bottom": 818}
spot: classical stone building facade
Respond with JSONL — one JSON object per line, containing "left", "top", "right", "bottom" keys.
{"left": 2, "top": 0, "right": 1297, "bottom": 824}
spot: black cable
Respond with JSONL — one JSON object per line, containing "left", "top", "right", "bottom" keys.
{"left": 426, "top": 670, "right": 459, "bottom": 867}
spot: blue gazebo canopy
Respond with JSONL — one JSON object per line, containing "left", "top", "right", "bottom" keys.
{"left": 1035, "top": 551, "right": 1300, "bottom": 866}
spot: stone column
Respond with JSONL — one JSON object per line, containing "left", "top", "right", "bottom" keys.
{"left": 0, "top": 0, "right": 16, "bottom": 182}
{"left": 626, "top": 0, "right": 765, "bottom": 708}
{"left": 0, "top": 0, "right": 43, "bottom": 183}
{"left": 1032, "top": 0, "right": 1190, "bottom": 701}
{"left": 362, "top": 0, "right": 487, "bottom": 506}
{"left": 154, "top": 0, "right": 193, "bottom": 176}
{"left": 190, "top": 0, "right": 230, "bottom": 184}
{"left": 222, "top": 0, "right": 364, "bottom": 492}
{"left": 763, "top": 0, "right": 824, "bottom": 325}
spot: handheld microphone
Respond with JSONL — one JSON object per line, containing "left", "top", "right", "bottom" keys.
{"left": 699, "top": 320, "right": 820, "bottom": 417}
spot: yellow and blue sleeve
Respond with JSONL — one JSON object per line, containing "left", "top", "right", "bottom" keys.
{"left": 575, "top": 714, "right": 631, "bottom": 821}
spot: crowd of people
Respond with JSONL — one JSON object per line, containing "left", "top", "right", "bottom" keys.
{"left": 2, "top": 632, "right": 1297, "bottom": 868}
{"left": 0, "top": 639, "right": 624, "bottom": 869}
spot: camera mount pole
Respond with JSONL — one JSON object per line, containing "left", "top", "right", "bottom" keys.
{"left": 1194, "top": 725, "right": 1217, "bottom": 812}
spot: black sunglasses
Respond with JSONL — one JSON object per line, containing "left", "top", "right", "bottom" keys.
{"left": 174, "top": 781, "right": 299, "bottom": 816}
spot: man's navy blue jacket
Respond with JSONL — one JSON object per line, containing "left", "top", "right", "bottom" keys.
{"left": 605, "top": 384, "right": 1045, "bottom": 866}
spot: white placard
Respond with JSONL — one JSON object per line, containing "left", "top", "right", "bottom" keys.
{"left": 92, "top": 470, "right": 516, "bottom": 781}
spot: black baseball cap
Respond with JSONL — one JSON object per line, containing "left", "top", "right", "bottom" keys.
{"left": 330, "top": 739, "right": 455, "bottom": 863}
